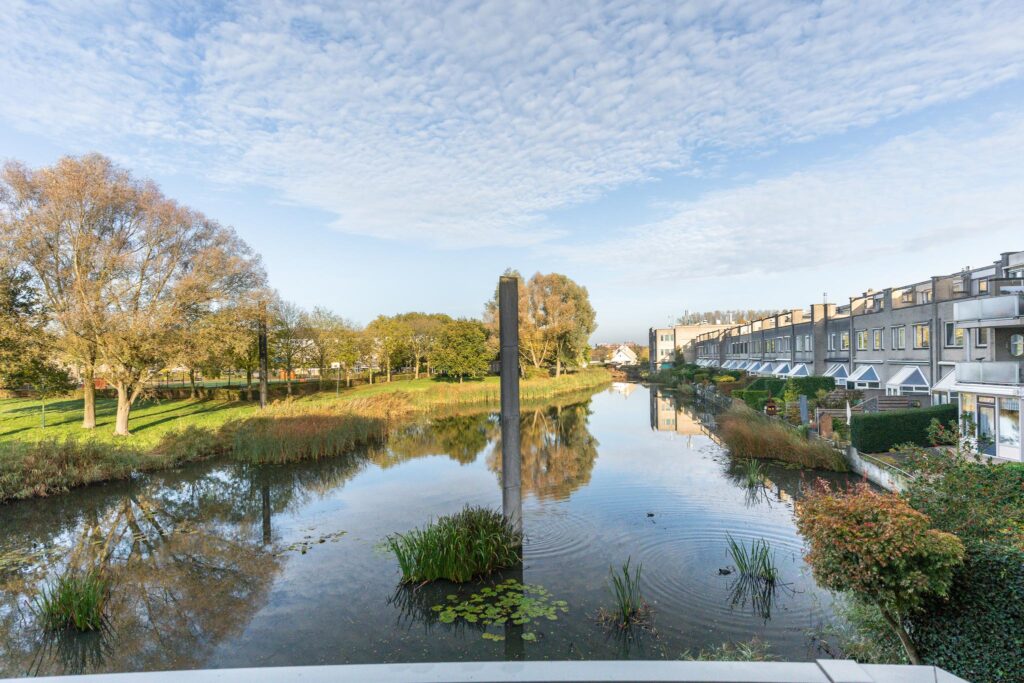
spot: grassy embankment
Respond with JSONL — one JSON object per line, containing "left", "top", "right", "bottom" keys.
{"left": 717, "top": 403, "right": 848, "bottom": 471}
{"left": 0, "top": 368, "right": 611, "bottom": 503}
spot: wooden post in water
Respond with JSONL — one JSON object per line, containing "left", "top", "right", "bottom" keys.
{"left": 258, "top": 301, "right": 269, "bottom": 409}
{"left": 499, "top": 276, "right": 522, "bottom": 533}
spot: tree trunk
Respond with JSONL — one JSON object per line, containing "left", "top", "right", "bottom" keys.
{"left": 881, "top": 608, "right": 921, "bottom": 665}
{"left": 386, "top": 357, "right": 392, "bottom": 383}
{"left": 114, "top": 383, "right": 133, "bottom": 436}
{"left": 459, "top": 375, "right": 463, "bottom": 384}
{"left": 40, "top": 400, "right": 46, "bottom": 429}
{"left": 82, "top": 365, "right": 97, "bottom": 429}
{"left": 286, "top": 365, "right": 293, "bottom": 396}
{"left": 556, "top": 355, "right": 562, "bottom": 378}
{"left": 189, "top": 369, "right": 197, "bottom": 399}
{"left": 346, "top": 370, "right": 351, "bottom": 387}
{"left": 414, "top": 356, "right": 420, "bottom": 380}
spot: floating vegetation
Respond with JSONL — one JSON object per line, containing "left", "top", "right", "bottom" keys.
{"left": 598, "top": 557, "right": 653, "bottom": 631}
{"left": 430, "top": 579, "right": 567, "bottom": 641}
{"left": 33, "top": 569, "right": 111, "bottom": 632}
{"left": 277, "top": 530, "right": 347, "bottom": 556}
{"left": 387, "top": 506, "right": 522, "bottom": 583}
{"left": 680, "top": 638, "right": 778, "bottom": 661}
{"left": 726, "top": 534, "right": 778, "bottom": 583}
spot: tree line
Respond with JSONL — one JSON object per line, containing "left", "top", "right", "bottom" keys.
{"left": 0, "top": 155, "right": 597, "bottom": 437}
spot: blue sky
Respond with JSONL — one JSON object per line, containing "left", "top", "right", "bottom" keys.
{"left": 2, "top": 1, "right": 1023, "bottom": 343}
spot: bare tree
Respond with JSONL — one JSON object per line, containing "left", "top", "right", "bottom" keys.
{"left": 269, "top": 298, "right": 307, "bottom": 396}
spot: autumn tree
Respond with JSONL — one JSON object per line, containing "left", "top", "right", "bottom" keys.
{"left": 795, "top": 482, "right": 964, "bottom": 664}
{"left": 395, "top": 312, "right": 451, "bottom": 379}
{"left": 269, "top": 298, "right": 307, "bottom": 396}
{"left": 366, "top": 315, "right": 407, "bottom": 382}
{"left": 301, "top": 306, "right": 349, "bottom": 388}
{"left": 433, "top": 319, "right": 491, "bottom": 383}
{"left": 0, "top": 155, "right": 129, "bottom": 428}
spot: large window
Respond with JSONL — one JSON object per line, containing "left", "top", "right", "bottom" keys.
{"left": 872, "top": 328, "right": 883, "bottom": 350}
{"left": 891, "top": 326, "right": 906, "bottom": 350}
{"left": 856, "top": 330, "right": 868, "bottom": 351}
{"left": 913, "top": 323, "right": 930, "bottom": 349}
{"left": 840, "top": 331, "right": 850, "bottom": 351}
{"left": 1010, "top": 334, "right": 1024, "bottom": 358}
{"left": 999, "top": 398, "right": 1020, "bottom": 448}
{"left": 944, "top": 322, "right": 964, "bottom": 348}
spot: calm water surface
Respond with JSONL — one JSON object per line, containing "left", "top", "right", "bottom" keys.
{"left": 0, "top": 384, "right": 860, "bottom": 675}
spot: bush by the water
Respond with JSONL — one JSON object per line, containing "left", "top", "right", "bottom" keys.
{"left": 718, "top": 405, "right": 847, "bottom": 471}
{"left": 387, "top": 506, "right": 522, "bottom": 583}
{"left": 850, "top": 404, "right": 958, "bottom": 453}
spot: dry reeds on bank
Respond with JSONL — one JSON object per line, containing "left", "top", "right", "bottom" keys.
{"left": 718, "top": 404, "right": 847, "bottom": 471}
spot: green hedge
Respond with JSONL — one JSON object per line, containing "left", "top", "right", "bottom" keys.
{"left": 732, "top": 389, "right": 769, "bottom": 411}
{"left": 911, "top": 543, "right": 1024, "bottom": 683}
{"left": 849, "top": 404, "right": 958, "bottom": 453}
{"left": 746, "top": 377, "right": 786, "bottom": 396}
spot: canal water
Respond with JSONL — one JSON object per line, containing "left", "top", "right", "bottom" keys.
{"left": 0, "top": 384, "right": 859, "bottom": 675}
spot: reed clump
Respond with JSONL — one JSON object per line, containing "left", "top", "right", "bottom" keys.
{"left": 726, "top": 534, "right": 778, "bottom": 583}
{"left": 33, "top": 569, "right": 111, "bottom": 632}
{"left": 718, "top": 404, "right": 847, "bottom": 471}
{"left": 601, "top": 557, "right": 650, "bottom": 628}
{"left": 387, "top": 506, "right": 522, "bottom": 583}
{"left": 231, "top": 413, "right": 387, "bottom": 464}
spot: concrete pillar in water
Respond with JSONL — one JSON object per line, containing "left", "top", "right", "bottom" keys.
{"left": 499, "top": 276, "right": 522, "bottom": 534}
{"left": 258, "top": 301, "right": 269, "bottom": 410}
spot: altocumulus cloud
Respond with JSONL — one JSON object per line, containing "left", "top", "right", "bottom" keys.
{"left": 569, "top": 114, "right": 1024, "bottom": 281}
{"left": 1, "top": 0, "right": 1022, "bottom": 247}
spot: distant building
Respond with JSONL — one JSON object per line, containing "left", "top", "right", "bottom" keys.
{"left": 648, "top": 322, "right": 734, "bottom": 372}
{"left": 671, "top": 249, "right": 1023, "bottom": 461}
{"left": 610, "top": 344, "right": 638, "bottom": 365}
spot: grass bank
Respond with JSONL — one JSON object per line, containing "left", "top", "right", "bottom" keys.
{"left": 718, "top": 403, "right": 847, "bottom": 471}
{"left": 0, "top": 369, "right": 611, "bottom": 503}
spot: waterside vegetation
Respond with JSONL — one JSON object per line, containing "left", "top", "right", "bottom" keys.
{"left": 718, "top": 404, "right": 847, "bottom": 471}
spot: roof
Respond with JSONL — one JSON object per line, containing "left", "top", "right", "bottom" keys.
{"left": 885, "top": 366, "right": 930, "bottom": 390}
{"left": 823, "top": 363, "right": 849, "bottom": 379}
{"left": 847, "top": 365, "right": 880, "bottom": 383}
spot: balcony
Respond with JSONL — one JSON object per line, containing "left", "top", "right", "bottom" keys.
{"left": 955, "top": 361, "right": 1023, "bottom": 385}
{"left": 953, "top": 293, "right": 1024, "bottom": 327}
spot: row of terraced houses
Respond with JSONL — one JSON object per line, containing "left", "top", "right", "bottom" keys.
{"left": 648, "top": 250, "right": 1024, "bottom": 461}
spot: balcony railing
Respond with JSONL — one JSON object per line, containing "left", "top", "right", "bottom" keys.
{"left": 956, "top": 361, "right": 1023, "bottom": 385}
{"left": 953, "top": 294, "right": 1023, "bottom": 322}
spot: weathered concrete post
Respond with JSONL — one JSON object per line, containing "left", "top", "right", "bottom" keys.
{"left": 799, "top": 394, "right": 809, "bottom": 424}
{"left": 258, "top": 301, "right": 269, "bottom": 409}
{"left": 499, "top": 276, "right": 522, "bottom": 533}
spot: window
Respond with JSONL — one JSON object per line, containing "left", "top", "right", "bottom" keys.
{"left": 805, "top": 334, "right": 811, "bottom": 351}
{"left": 913, "top": 323, "right": 930, "bottom": 349}
{"left": 828, "top": 334, "right": 836, "bottom": 351}
{"left": 978, "top": 279, "right": 989, "bottom": 293}
{"left": 900, "top": 291, "right": 914, "bottom": 304}
{"left": 944, "top": 322, "right": 964, "bottom": 348}
{"left": 918, "top": 289, "right": 933, "bottom": 304}
{"left": 856, "top": 330, "right": 868, "bottom": 351}
{"left": 1007, "top": 267, "right": 1024, "bottom": 278}
{"left": 999, "top": 398, "right": 1021, "bottom": 448}
{"left": 840, "top": 331, "right": 850, "bottom": 351}
{"left": 891, "top": 326, "right": 906, "bottom": 350}
{"left": 952, "top": 279, "right": 966, "bottom": 293}
{"left": 1010, "top": 334, "right": 1024, "bottom": 358}
{"left": 796, "top": 335, "right": 803, "bottom": 352}
{"left": 872, "top": 328, "right": 883, "bottom": 350}
{"left": 976, "top": 328, "right": 989, "bottom": 348}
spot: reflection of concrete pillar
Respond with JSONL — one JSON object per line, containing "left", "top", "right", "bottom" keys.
{"left": 499, "top": 276, "right": 522, "bottom": 534}
{"left": 503, "top": 564, "right": 525, "bottom": 660}
{"left": 261, "top": 484, "right": 272, "bottom": 545}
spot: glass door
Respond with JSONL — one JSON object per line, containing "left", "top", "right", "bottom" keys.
{"left": 978, "top": 402, "right": 997, "bottom": 456}
{"left": 998, "top": 398, "right": 1021, "bottom": 461}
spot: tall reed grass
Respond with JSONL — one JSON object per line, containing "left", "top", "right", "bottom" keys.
{"left": 608, "top": 557, "right": 645, "bottom": 625}
{"left": 386, "top": 506, "right": 522, "bottom": 583}
{"left": 718, "top": 404, "right": 847, "bottom": 471}
{"left": 33, "top": 569, "right": 110, "bottom": 632}
{"left": 726, "top": 534, "right": 778, "bottom": 582}
{"left": 231, "top": 414, "right": 386, "bottom": 464}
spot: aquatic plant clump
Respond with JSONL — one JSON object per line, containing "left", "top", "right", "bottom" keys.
{"left": 726, "top": 534, "right": 778, "bottom": 583}
{"left": 431, "top": 579, "right": 568, "bottom": 641}
{"left": 718, "top": 404, "right": 847, "bottom": 471}
{"left": 387, "top": 506, "right": 523, "bottom": 583}
{"left": 598, "top": 557, "right": 653, "bottom": 630}
{"left": 33, "top": 569, "right": 111, "bottom": 632}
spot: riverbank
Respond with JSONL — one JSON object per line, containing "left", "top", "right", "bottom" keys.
{"left": 0, "top": 369, "right": 612, "bottom": 503}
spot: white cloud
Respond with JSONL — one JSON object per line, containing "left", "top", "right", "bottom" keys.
{"left": 1, "top": 1, "right": 1022, "bottom": 247}
{"left": 569, "top": 114, "right": 1024, "bottom": 280}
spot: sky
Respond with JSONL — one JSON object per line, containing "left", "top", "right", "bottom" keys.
{"left": 2, "top": 1, "right": 1023, "bottom": 344}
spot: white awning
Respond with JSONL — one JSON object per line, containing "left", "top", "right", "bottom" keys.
{"left": 886, "top": 366, "right": 930, "bottom": 391}
{"left": 743, "top": 360, "right": 760, "bottom": 371}
{"left": 847, "top": 364, "right": 880, "bottom": 385}
{"left": 772, "top": 362, "right": 791, "bottom": 376}
{"left": 754, "top": 362, "right": 773, "bottom": 374}
{"left": 823, "top": 363, "right": 849, "bottom": 379}
{"left": 932, "top": 369, "right": 958, "bottom": 394}
{"left": 724, "top": 360, "right": 738, "bottom": 369}
{"left": 786, "top": 363, "right": 810, "bottom": 377}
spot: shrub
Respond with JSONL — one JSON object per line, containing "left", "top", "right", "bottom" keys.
{"left": 850, "top": 404, "right": 958, "bottom": 453}
{"left": 782, "top": 377, "right": 835, "bottom": 402}
{"left": 718, "top": 405, "right": 847, "bottom": 471}
{"left": 732, "top": 389, "right": 769, "bottom": 411}
{"left": 33, "top": 569, "right": 111, "bottom": 632}
{"left": 746, "top": 377, "right": 786, "bottom": 396}
{"left": 711, "top": 375, "right": 736, "bottom": 383}
{"left": 386, "top": 506, "right": 522, "bottom": 583}
{"left": 910, "top": 543, "right": 1024, "bottom": 683}
{"left": 795, "top": 481, "right": 965, "bottom": 664}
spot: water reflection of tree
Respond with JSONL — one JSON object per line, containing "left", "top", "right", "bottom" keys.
{"left": 488, "top": 401, "right": 599, "bottom": 501}
{"left": 1, "top": 488, "right": 284, "bottom": 676}
{"left": 374, "top": 413, "right": 498, "bottom": 468}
